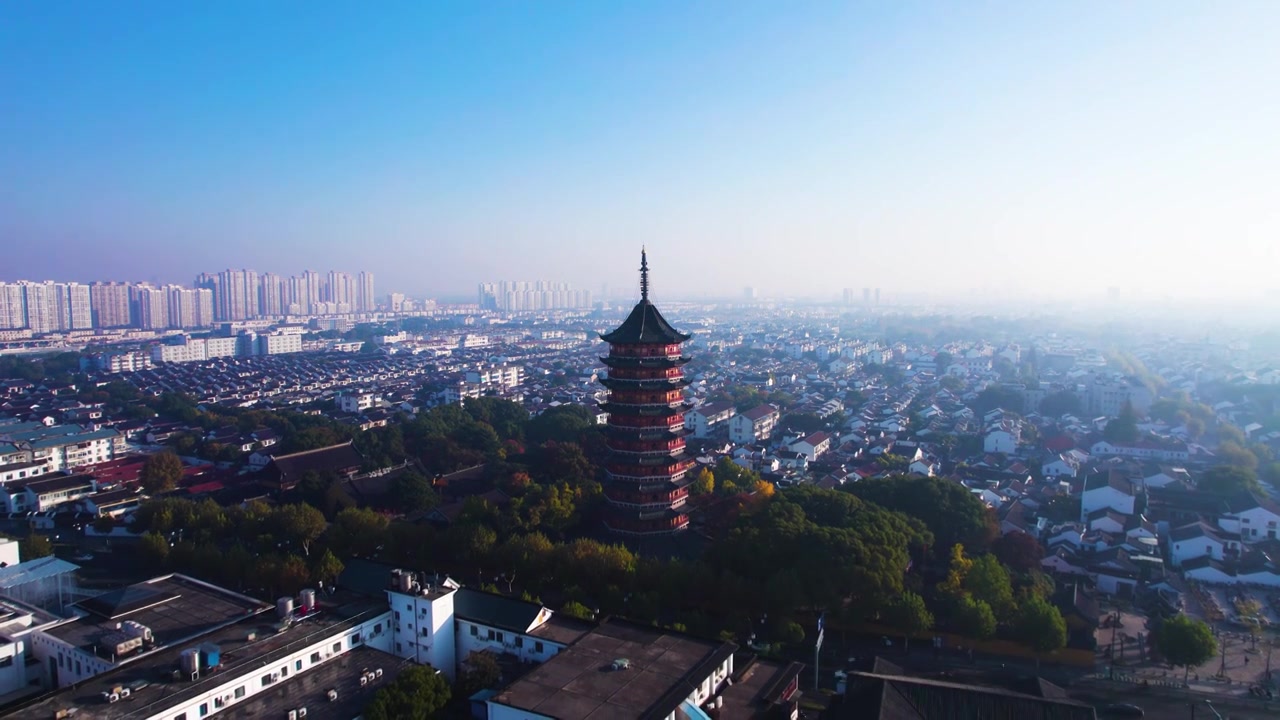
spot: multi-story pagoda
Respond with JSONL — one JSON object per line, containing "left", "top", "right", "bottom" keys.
{"left": 598, "top": 250, "right": 694, "bottom": 535}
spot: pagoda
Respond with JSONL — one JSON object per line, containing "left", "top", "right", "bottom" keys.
{"left": 598, "top": 249, "right": 695, "bottom": 535}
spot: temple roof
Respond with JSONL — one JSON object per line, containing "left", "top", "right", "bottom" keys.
{"left": 600, "top": 299, "right": 690, "bottom": 345}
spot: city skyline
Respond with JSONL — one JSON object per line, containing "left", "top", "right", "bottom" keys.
{"left": 3, "top": 3, "right": 1280, "bottom": 301}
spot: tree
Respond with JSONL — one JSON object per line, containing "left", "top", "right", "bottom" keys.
{"left": 883, "top": 591, "right": 933, "bottom": 651}
{"left": 526, "top": 405, "right": 597, "bottom": 446}
{"left": 19, "top": 534, "right": 52, "bottom": 560}
{"left": 458, "top": 651, "right": 502, "bottom": 698}
{"left": 846, "top": 476, "right": 996, "bottom": 554}
{"left": 329, "top": 507, "right": 391, "bottom": 556}
{"left": 1103, "top": 401, "right": 1140, "bottom": 443}
{"left": 1014, "top": 596, "right": 1067, "bottom": 663}
{"left": 312, "top": 549, "right": 345, "bottom": 585}
{"left": 752, "top": 479, "right": 776, "bottom": 498}
{"left": 934, "top": 351, "right": 954, "bottom": 369}
{"left": 690, "top": 468, "right": 715, "bottom": 496}
{"left": 780, "top": 413, "right": 826, "bottom": 433}
{"left": 991, "top": 531, "right": 1044, "bottom": 574}
{"left": 391, "top": 469, "right": 439, "bottom": 514}
{"left": 560, "top": 600, "right": 593, "bottom": 620}
{"left": 966, "top": 554, "right": 1013, "bottom": 609}
{"left": 139, "top": 531, "right": 170, "bottom": 565}
{"left": 277, "top": 503, "right": 328, "bottom": 557}
{"left": 1039, "top": 391, "right": 1082, "bottom": 418}
{"left": 141, "top": 452, "right": 184, "bottom": 494}
{"left": 1198, "top": 465, "right": 1261, "bottom": 496}
{"left": 364, "top": 664, "right": 451, "bottom": 720}
{"left": 1215, "top": 442, "right": 1260, "bottom": 471}
{"left": 1155, "top": 614, "right": 1217, "bottom": 684}
{"left": 973, "top": 386, "right": 1024, "bottom": 415}
{"left": 953, "top": 596, "right": 996, "bottom": 639}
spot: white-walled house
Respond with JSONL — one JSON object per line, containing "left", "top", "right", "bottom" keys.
{"left": 1144, "top": 466, "right": 1192, "bottom": 489}
{"left": 1080, "top": 470, "right": 1143, "bottom": 522}
{"left": 1042, "top": 449, "right": 1089, "bottom": 479}
{"left": 685, "top": 401, "right": 736, "bottom": 438}
{"left": 1217, "top": 493, "right": 1280, "bottom": 543}
{"left": 789, "top": 432, "right": 832, "bottom": 462}
{"left": 984, "top": 426, "right": 1019, "bottom": 454}
{"left": 1168, "top": 521, "right": 1239, "bottom": 568}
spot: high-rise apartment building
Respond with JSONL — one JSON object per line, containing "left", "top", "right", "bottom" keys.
{"left": 133, "top": 285, "right": 169, "bottom": 330}
{"left": 259, "top": 273, "right": 285, "bottom": 317}
{"left": 477, "top": 280, "right": 592, "bottom": 312}
{"left": 21, "top": 282, "right": 59, "bottom": 334}
{"left": 59, "top": 283, "right": 92, "bottom": 330}
{"left": 211, "top": 269, "right": 259, "bottom": 321}
{"left": 356, "top": 271, "right": 375, "bottom": 312}
{"left": 90, "top": 282, "right": 133, "bottom": 328}
{"left": 0, "top": 283, "right": 26, "bottom": 329}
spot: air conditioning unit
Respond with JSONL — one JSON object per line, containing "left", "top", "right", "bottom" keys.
{"left": 327, "top": 689, "right": 339, "bottom": 702}
{"left": 119, "top": 688, "right": 131, "bottom": 698}
{"left": 359, "top": 676, "right": 368, "bottom": 687}
{"left": 271, "top": 672, "right": 280, "bottom": 681}
{"left": 298, "top": 708, "right": 308, "bottom": 718}
{"left": 107, "top": 693, "right": 120, "bottom": 704}
{"left": 289, "top": 711, "right": 297, "bottom": 720}
{"left": 374, "top": 668, "right": 383, "bottom": 679}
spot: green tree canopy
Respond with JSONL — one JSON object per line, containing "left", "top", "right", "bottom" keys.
{"left": 364, "top": 665, "right": 451, "bottom": 720}
{"left": 19, "top": 534, "right": 53, "bottom": 560}
{"left": 1103, "top": 401, "right": 1140, "bottom": 443}
{"left": 526, "top": 405, "right": 597, "bottom": 446}
{"left": 690, "top": 468, "right": 714, "bottom": 496}
{"left": 1198, "top": 465, "right": 1261, "bottom": 495}
{"left": 141, "top": 452, "right": 184, "bottom": 494}
{"left": 1014, "top": 596, "right": 1067, "bottom": 657}
{"left": 964, "top": 554, "right": 1015, "bottom": 616}
{"left": 1038, "top": 391, "right": 1082, "bottom": 418}
{"left": 953, "top": 596, "right": 997, "bottom": 639}
{"left": 1154, "top": 614, "right": 1217, "bottom": 683}
{"left": 391, "top": 469, "right": 440, "bottom": 514}
{"left": 882, "top": 591, "right": 933, "bottom": 650}
{"left": 276, "top": 503, "right": 328, "bottom": 557}
{"left": 1215, "top": 442, "right": 1259, "bottom": 471}
{"left": 845, "top": 475, "right": 995, "bottom": 554}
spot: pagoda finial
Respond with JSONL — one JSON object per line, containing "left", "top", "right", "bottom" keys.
{"left": 640, "top": 247, "right": 650, "bottom": 301}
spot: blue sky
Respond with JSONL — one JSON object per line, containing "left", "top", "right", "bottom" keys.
{"left": 2, "top": 2, "right": 1278, "bottom": 301}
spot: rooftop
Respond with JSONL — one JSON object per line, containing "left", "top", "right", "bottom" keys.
{"left": 490, "top": 619, "right": 736, "bottom": 720}
{"left": 215, "top": 645, "right": 411, "bottom": 720}
{"left": 12, "top": 595, "right": 386, "bottom": 720}
{"left": 44, "top": 575, "right": 269, "bottom": 654}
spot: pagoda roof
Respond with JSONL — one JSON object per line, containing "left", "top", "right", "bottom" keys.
{"left": 601, "top": 299, "right": 690, "bottom": 345}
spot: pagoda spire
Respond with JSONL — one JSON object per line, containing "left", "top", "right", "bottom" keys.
{"left": 640, "top": 246, "right": 649, "bottom": 301}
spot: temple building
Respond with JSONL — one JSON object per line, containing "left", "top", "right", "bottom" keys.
{"left": 598, "top": 250, "right": 695, "bottom": 535}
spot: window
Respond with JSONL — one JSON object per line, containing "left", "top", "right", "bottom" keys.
{"left": 421, "top": 627, "right": 429, "bottom": 637}
{"left": 262, "top": 673, "right": 274, "bottom": 686}
{"left": 487, "top": 629, "right": 495, "bottom": 640}
{"left": 174, "top": 714, "right": 187, "bottom": 720}
{"left": 332, "top": 642, "right": 341, "bottom": 654}
{"left": 395, "top": 611, "right": 401, "bottom": 621}
{"left": 396, "top": 643, "right": 403, "bottom": 653}
{"left": 470, "top": 625, "right": 479, "bottom": 637}
{"left": 281, "top": 666, "right": 289, "bottom": 678}
{"left": 295, "top": 660, "right": 303, "bottom": 671}
{"left": 374, "top": 623, "right": 383, "bottom": 634}
{"left": 351, "top": 633, "right": 362, "bottom": 645}
{"left": 534, "top": 641, "right": 544, "bottom": 653}
{"left": 406, "top": 603, "right": 412, "bottom": 611}
{"left": 310, "top": 652, "right": 321, "bottom": 664}
{"left": 496, "top": 632, "right": 504, "bottom": 642}
{"left": 199, "top": 703, "right": 208, "bottom": 717}
{"left": 234, "top": 686, "right": 246, "bottom": 699}
{"left": 515, "top": 637, "right": 524, "bottom": 648}
{"left": 75, "top": 660, "right": 81, "bottom": 674}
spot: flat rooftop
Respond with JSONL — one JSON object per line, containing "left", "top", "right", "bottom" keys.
{"left": 489, "top": 619, "right": 736, "bottom": 720}
{"left": 717, "top": 656, "right": 804, "bottom": 718}
{"left": 217, "top": 645, "right": 410, "bottom": 720}
{"left": 44, "top": 575, "right": 269, "bottom": 654}
{"left": 12, "top": 596, "right": 387, "bottom": 720}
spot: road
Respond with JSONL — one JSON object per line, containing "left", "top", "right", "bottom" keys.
{"left": 1070, "top": 683, "right": 1275, "bottom": 720}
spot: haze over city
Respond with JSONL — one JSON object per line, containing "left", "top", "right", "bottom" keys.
{"left": 3, "top": 2, "right": 1279, "bottom": 304}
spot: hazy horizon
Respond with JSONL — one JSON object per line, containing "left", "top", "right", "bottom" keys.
{"left": 3, "top": 2, "right": 1278, "bottom": 301}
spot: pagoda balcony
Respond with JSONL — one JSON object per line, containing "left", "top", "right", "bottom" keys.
{"left": 609, "top": 475, "right": 694, "bottom": 493}
{"left": 599, "top": 355, "right": 691, "bottom": 368}
{"left": 606, "top": 416, "right": 686, "bottom": 431}
{"left": 606, "top": 439, "right": 686, "bottom": 455}
{"left": 599, "top": 377, "right": 690, "bottom": 391}
{"left": 604, "top": 425, "right": 689, "bottom": 441}
{"left": 604, "top": 487, "right": 689, "bottom": 509}
{"left": 606, "top": 460, "right": 695, "bottom": 480}
{"left": 606, "top": 367, "right": 686, "bottom": 381}
{"left": 607, "top": 343, "right": 685, "bottom": 358}
{"left": 604, "top": 514, "right": 690, "bottom": 535}
{"left": 598, "top": 401, "right": 692, "bottom": 416}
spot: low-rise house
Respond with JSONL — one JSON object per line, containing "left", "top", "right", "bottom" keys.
{"left": 1218, "top": 492, "right": 1280, "bottom": 543}
{"left": 1168, "top": 521, "right": 1239, "bottom": 568}
{"left": 729, "top": 404, "right": 780, "bottom": 444}
{"left": 1079, "top": 470, "right": 1143, "bottom": 522}
{"left": 789, "top": 432, "right": 832, "bottom": 462}
{"left": 685, "top": 401, "right": 736, "bottom": 439}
